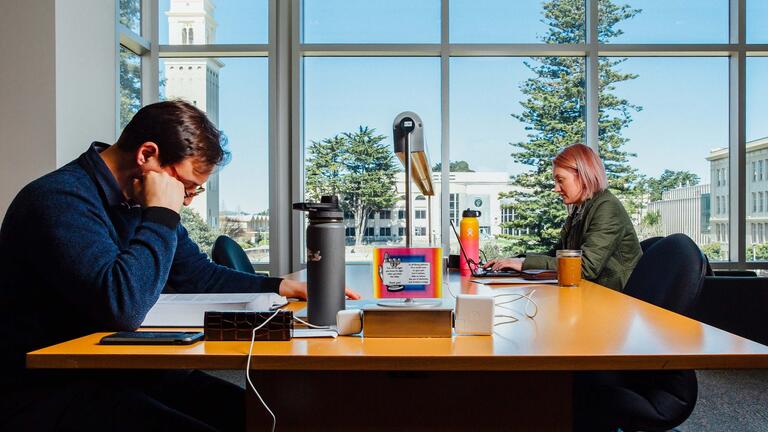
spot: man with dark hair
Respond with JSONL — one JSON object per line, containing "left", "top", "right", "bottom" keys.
{"left": 0, "top": 100, "right": 358, "bottom": 430}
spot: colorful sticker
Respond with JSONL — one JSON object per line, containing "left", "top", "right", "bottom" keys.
{"left": 372, "top": 247, "right": 442, "bottom": 298}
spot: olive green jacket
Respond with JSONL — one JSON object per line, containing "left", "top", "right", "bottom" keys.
{"left": 522, "top": 189, "right": 642, "bottom": 291}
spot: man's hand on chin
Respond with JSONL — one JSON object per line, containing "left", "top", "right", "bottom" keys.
{"left": 278, "top": 279, "right": 361, "bottom": 300}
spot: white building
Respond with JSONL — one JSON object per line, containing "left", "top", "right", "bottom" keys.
{"left": 645, "top": 137, "right": 768, "bottom": 251}
{"left": 707, "top": 137, "right": 768, "bottom": 248}
{"left": 164, "top": 0, "right": 223, "bottom": 227}
{"left": 646, "top": 184, "right": 711, "bottom": 246}
{"left": 219, "top": 212, "right": 269, "bottom": 244}
{"left": 345, "top": 171, "right": 523, "bottom": 246}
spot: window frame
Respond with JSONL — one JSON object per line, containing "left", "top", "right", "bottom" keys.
{"left": 129, "top": 0, "right": 768, "bottom": 271}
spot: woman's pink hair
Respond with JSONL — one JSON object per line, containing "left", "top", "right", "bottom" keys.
{"left": 553, "top": 143, "right": 608, "bottom": 203}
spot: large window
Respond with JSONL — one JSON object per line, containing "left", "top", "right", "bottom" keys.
{"left": 303, "top": 0, "right": 440, "bottom": 43}
{"left": 303, "top": 57, "right": 440, "bottom": 262}
{"left": 449, "top": 57, "right": 584, "bottom": 258}
{"left": 155, "top": 0, "right": 271, "bottom": 269}
{"left": 118, "top": 0, "right": 144, "bottom": 129}
{"left": 159, "top": 0, "right": 268, "bottom": 44}
{"left": 606, "top": 57, "right": 728, "bottom": 260}
{"left": 159, "top": 57, "right": 270, "bottom": 262}
{"left": 124, "top": 1, "right": 768, "bottom": 273}
{"left": 747, "top": 0, "right": 768, "bottom": 43}
{"left": 450, "top": 0, "right": 580, "bottom": 43}
{"left": 601, "top": 0, "right": 728, "bottom": 43}
{"left": 119, "top": 46, "right": 142, "bottom": 129}
{"left": 746, "top": 57, "right": 768, "bottom": 262}
{"left": 119, "top": 0, "right": 141, "bottom": 35}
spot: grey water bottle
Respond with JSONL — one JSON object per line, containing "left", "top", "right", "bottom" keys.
{"left": 292, "top": 196, "right": 346, "bottom": 326}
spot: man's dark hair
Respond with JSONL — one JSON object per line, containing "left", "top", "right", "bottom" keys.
{"left": 116, "top": 100, "right": 229, "bottom": 168}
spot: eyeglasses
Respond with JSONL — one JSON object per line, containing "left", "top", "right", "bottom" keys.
{"left": 170, "top": 166, "right": 205, "bottom": 198}
{"left": 185, "top": 185, "right": 206, "bottom": 199}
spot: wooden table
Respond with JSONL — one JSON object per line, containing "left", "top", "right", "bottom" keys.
{"left": 27, "top": 265, "right": 768, "bottom": 431}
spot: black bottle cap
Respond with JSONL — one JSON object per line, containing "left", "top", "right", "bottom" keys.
{"left": 293, "top": 195, "right": 343, "bottom": 220}
{"left": 462, "top": 208, "right": 481, "bottom": 218}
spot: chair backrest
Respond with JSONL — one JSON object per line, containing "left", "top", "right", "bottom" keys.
{"left": 713, "top": 270, "right": 758, "bottom": 277}
{"left": 639, "top": 236, "right": 663, "bottom": 253}
{"left": 211, "top": 235, "right": 255, "bottom": 274}
{"left": 624, "top": 233, "right": 707, "bottom": 316}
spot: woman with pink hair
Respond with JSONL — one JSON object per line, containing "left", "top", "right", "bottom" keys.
{"left": 484, "top": 143, "right": 642, "bottom": 291}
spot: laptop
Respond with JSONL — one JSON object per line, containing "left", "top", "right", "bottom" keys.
{"left": 449, "top": 220, "right": 558, "bottom": 280}
{"left": 449, "top": 220, "right": 517, "bottom": 277}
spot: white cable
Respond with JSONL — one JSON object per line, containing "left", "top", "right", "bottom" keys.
{"left": 292, "top": 316, "right": 332, "bottom": 329}
{"left": 445, "top": 278, "right": 458, "bottom": 298}
{"left": 246, "top": 309, "right": 281, "bottom": 432}
{"left": 494, "top": 290, "right": 538, "bottom": 318}
{"left": 493, "top": 313, "right": 519, "bottom": 326}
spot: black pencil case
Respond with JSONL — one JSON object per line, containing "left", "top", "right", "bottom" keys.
{"left": 204, "top": 310, "right": 293, "bottom": 341}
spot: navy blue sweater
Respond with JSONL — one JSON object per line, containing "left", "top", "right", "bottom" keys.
{"left": 0, "top": 143, "right": 282, "bottom": 373}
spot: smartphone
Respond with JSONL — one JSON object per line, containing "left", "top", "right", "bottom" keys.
{"left": 99, "top": 331, "right": 204, "bottom": 345}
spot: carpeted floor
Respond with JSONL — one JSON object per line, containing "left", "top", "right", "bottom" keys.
{"left": 210, "top": 369, "right": 768, "bottom": 431}
{"left": 678, "top": 370, "right": 768, "bottom": 432}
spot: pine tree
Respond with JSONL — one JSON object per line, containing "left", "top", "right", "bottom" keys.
{"left": 500, "top": 0, "right": 642, "bottom": 254}
{"left": 305, "top": 126, "right": 399, "bottom": 250}
{"left": 181, "top": 207, "right": 219, "bottom": 256}
{"left": 118, "top": 0, "right": 142, "bottom": 128}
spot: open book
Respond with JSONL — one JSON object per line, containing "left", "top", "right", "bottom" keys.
{"left": 142, "top": 293, "right": 288, "bottom": 327}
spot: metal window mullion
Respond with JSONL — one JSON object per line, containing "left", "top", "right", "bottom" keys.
{"left": 295, "top": 42, "right": 768, "bottom": 58}
{"left": 300, "top": 43, "right": 440, "bottom": 56}
{"left": 142, "top": 0, "right": 159, "bottom": 105}
{"left": 119, "top": 25, "right": 151, "bottom": 55}
{"left": 291, "top": 0, "right": 304, "bottom": 272}
{"left": 729, "top": 0, "right": 746, "bottom": 266}
{"left": 268, "top": 0, "right": 277, "bottom": 275}
{"left": 440, "top": 0, "right": 450, "bottom": 254}
{"left": 159, "top": 44, "right": 269, "bottom": 57}
{"left": 597, "top": 44, "right": 733, "bottom": 56}
{"left": 450, "top": 43, "right": 586, "bottom": 57}
{"left": 746, "top": 47, "right": 768, "bottom": 55}
{"left": 268, "top": 0, "right": 294, "bottom": 276}
{"left": 585, "top": 0, "right": 599, "bottom": 151}
{"left": 115, "top": 0, "right": 122, "bottom": 135}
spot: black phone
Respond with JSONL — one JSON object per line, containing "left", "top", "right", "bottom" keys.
{"left": 99, "top": 331, "right": 204, "bottom": 345}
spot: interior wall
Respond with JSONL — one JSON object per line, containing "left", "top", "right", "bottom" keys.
{"left": 0, "top": 0, "right": 117, "bottom": 219}
{"left": 55, "top": 0, "right": 118, "bottom": 166}
{"left": 0, "top": 1, "right": 57, "bottom": 218}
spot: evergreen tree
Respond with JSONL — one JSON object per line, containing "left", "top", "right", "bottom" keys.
{"left": 644, "top": 169, "right": 700, "bottom": 202}
{"left": 432, "top": 160, "right": 475, "bottom": 172}
{"left": 118, "top": 0, "right": 142, "bottom": 129}
{"left": 181, "top": 207, "right": 219, "bottom": 256}
{"left": 500, "top": 0, "right": 641, "bottom": 254}
{"left": 305, "top": 126, "right": 399, "bottom": 250}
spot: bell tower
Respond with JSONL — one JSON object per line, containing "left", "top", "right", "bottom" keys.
{"left": 164, "top": 0, "right": 223, "bottom": 228}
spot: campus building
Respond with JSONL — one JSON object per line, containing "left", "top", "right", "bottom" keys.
{"left": 164, "top": 0, "right": 223, "bottom": 228}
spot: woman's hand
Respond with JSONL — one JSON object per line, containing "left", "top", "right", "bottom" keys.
{"left": 483, "top": 257, "right": 524, "bottom": 272}
{"left": 278, "top": 279, "right": 362, "bottom": 300}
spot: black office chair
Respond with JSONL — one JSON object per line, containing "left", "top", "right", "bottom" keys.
{"left": 575, "top": 233, "right": 705, "bottom": 432}
{"left": 712, "top": 269, "right": 758, "bottom": 277}
{"left": 625, "top": 233, "right": 706, "bottom": 316}
{"left": 639, "top": 236, "right": 663, "bottom": 253}
{"left": 211, "top": 235, "right": 255, "bottom": 274}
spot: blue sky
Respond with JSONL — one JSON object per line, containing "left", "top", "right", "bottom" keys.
{"left": 158, "top": 0, "right": 768, "bottom": 213}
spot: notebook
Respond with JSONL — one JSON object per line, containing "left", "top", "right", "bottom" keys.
{"left": 142, "top": 293, "right": 288, "bottom": 327}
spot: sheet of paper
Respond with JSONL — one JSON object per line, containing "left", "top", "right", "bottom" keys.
{"left": 142, "top": 293, "right": 288, "bottom": 327}
{"left": 471, "top": 278, "right": 558, "bottom": 285}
